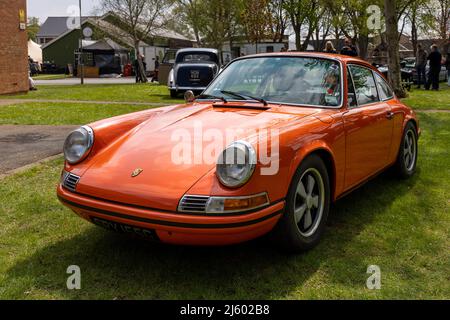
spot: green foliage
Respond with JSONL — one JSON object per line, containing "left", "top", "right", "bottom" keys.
{"left": 27, "top": 17, "right": 40, "bottom": 41}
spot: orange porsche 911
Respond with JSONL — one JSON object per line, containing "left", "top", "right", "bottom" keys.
{"left": 57, "top": 53, "right": 419, "bottom": 252}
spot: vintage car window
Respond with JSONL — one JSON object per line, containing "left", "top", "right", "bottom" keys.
{"left": 374, "top": 73, "right": 394, "bottom": 101}
{"left": 347, "top": 68, "right": 358, "bottom": 107}
{"left": 203, "top": 57, "right": 342, "bottom": 107}
{"left": 348, "top": 65, "right": 379, "bottom": 105}
{"left": 182, "top": 54, "right": 214, "bottom": 63}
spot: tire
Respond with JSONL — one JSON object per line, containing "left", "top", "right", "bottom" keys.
{"left": 170, "top": 90, "right": 178, "bottom": 98}
{"left": 395, "top": 122, "right": 418, "bottom": 179}
{"left": 272, "top": 154, "right": 331, "bottom": 253}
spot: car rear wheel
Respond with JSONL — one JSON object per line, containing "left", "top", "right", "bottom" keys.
{"left": 395, "top": 122, "right": 418, "bottom": 179}
{"left": 272, "top": 154, "right": 330, "bottom": 252}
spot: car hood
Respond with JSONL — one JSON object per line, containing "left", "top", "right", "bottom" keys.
{"left": 76, "top": 103, "right": 319, "bottom": 211}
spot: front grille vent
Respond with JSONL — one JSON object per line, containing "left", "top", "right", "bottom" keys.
{"left": 63, "top": 172, "right": 80, "bottom": 192}
{"left": 178, "top": 195, "right": 210, "bottom": 213}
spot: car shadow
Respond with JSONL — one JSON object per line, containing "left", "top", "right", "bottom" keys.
{"left": 4, "top": 170, "right": 419, "bottom": 299}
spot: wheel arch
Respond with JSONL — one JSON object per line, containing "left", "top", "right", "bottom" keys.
{"left": 289, "top": 143, "right": 337, "bottom": 202}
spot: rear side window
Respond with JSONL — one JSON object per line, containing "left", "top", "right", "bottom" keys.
{"left": 349, "top": 65, "right": 379, "bottom": 105}
{"left": 374, "top": 73, "right": 394, "bottom": 100}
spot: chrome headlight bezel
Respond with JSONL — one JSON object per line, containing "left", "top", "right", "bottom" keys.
{"left": 63, "top": 126, "right": 94, "bottom": 164}
{"left": 216, "top": 140, "right": 257, "bottom": 188}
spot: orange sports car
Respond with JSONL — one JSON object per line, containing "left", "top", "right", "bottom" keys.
{"left": 57, "top": 52, "right": 419, "bottom": 252}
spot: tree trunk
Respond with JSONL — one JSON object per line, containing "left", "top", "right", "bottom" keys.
{"left": 411, "top": 11, "right": 418, "bottom": 57}
{"left": 295, "top": 26, "right": 301, "bottom": 51}
{"left": 358, "top": 34, "right": 369, "bottom": 60}
{"left": 384, "top": 0, "right": 407, "bottom": 98}
{"left": 135, "top": 42, "right": 148, "bottom": 83}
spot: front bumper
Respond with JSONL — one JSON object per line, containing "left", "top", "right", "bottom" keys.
{"left": 57, "top": 185, "right": 284, "bottom": 246}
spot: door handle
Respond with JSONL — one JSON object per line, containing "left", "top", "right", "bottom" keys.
{"left": 386, "top": 111, "right": 395, "bottom": 120}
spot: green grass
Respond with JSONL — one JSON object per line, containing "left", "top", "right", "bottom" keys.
{"left": 0, "top": 113, "right": 448, "bottom": 299}
{"left": 402, "top": 85, "right": 450, "bottom": 110}
{"left": 0, "top": 102, "right": 156, "bottom": 125}
{"left": 32, "top": 74, "right": 71, "bottom": 80}
{"left": 4, "top": 84, "right": 184, "bottom": 104}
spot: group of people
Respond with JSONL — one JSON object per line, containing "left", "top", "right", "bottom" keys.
{"left": 415, "top": 44, "right": 449, "bottom": 91}
{"left": 323, "top": 38, "right": 359, "bottom": 57}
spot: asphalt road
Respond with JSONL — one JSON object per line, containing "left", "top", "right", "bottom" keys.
{"left": 0, "top": 125, "right": 77, "bottom": 174}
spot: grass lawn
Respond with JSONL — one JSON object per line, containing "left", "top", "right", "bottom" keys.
{"left": 4, "top": 84, "right": 184, "bottom": 104}
{"left": 0, "top": 113, "right": 449, "bottom": 299}
{"left": 32, "top": 74, "right": 71, "bottom": 81}
{"left": 402, "top": 85, "right": 450, "bottom": 110}
{"left": 0, "top": 102, "right": 155, "bottom": 125}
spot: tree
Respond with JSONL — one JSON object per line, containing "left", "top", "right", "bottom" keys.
{"left": 241, "top": 0, "right": 271, "bottom": 52}
{"left": 284, "top": 0, "right": 324, "bottom": 51}
{"left": 267, "top": 0, "right": 289, "bottom": 43}
{"left": 384, "top": 0, "right": 407, "bottom": 97}
{"left": 27, "top": 17, "right": 40, "bottom": 41}
{"left": 171, "top": 0, "right": 204, "bottom": 45}
{"left": 101, "top": 0, "right": 173, "bottom": 82}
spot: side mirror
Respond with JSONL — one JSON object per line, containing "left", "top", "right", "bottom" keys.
{"left": 184, "top": 90, "right": 195, "bottom": 103}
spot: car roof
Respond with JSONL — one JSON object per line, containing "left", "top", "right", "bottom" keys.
{"left": 235, "top": 52, "right": 372, "bottom": 67}
{"left": 176, "top": 48, "right": 218, "bottom": 54}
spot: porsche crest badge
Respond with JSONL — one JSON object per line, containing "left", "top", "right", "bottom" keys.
{"left": 131, "top": 168, "right": 144, "bottom": 177}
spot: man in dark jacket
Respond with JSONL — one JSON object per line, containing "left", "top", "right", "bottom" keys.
{"left": 425, "top": 44, "right": 442, "bottom": 91}
{"left": 340, "top": 38, "right": 358, "bottom": 57}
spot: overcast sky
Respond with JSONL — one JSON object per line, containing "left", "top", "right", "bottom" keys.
{"left": 27, "top": 0, "right": 102, "bottom": 23}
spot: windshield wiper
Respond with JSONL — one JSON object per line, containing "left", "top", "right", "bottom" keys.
{"left": 220, "top": 90, "right": 268, "bottom": 106}
{"left": 196, "top": 94, "right": 227, "bottom": 103}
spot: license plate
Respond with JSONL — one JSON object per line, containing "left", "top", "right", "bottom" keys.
{"left": 90, "top": 217, "right": 159, "bottom": 241}
{"left": 190, "top": 70, "right": 200, "bottom": 81}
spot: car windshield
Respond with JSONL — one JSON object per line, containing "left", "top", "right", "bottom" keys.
{"left": 202, "top": 56, "right": 342, "bottom": 107}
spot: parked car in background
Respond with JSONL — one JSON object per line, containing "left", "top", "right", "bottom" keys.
{"left": 376, "top": 64, "right": 414, "bottom": 90}
{"left": 401, "top": 57, "right": 448, "bottom": 83}
{"left": 168, "top": 48, "right": 220, "bottom": 98}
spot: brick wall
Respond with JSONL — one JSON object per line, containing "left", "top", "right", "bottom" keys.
{"left": 0, "top": 0, "right": 28, "bottom": 95}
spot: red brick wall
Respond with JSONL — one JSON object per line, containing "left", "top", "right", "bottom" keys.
{"left": 0, "top": 0, "right": 28, "bottom": 95}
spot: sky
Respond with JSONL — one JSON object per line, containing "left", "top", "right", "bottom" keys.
{"left": 27, "top": 0, "right": 102, "bottom": 23}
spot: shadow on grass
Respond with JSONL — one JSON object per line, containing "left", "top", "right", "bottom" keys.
{"left": 5, "top": 171, "right": 418, "bottom": 299}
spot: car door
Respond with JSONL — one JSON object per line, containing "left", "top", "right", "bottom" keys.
{"left": 343, "top": 64, "right": 394, "bottom": 189}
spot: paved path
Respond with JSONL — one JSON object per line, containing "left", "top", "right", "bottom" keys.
{"left": 35, "top": 77, "right": 137, "bottom": 86}
{"left": 0, "top": 125, "right": 77, "bottom": 174}
{"left": 0, "top": 99, "right": 172, "bottom": 107}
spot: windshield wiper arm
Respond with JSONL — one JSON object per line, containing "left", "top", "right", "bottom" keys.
{"left": 220, "top": 90, "right": 268, "bottom": 106}
{"left": 196, "top": 94, "right": 227, "bottom": 103}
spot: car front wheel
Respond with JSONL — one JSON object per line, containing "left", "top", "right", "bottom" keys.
{"left": 272, "top": 154, "right": 330, "bottom": 252}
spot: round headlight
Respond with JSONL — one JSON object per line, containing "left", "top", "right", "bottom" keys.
{"left": 216, "top": 141, "right": 257, "bottom": 188}
{"left": 63, "top": 126, "right": 94, "bottom": 164}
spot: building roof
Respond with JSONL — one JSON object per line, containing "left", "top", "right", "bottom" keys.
{"left": 37, "top": 16, "right": 92, "bottom": 38}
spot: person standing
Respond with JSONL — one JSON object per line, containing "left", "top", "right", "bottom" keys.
{"left": 323, "top": 41, "right": 337, "bottom": 54}
{"left": 425, "top": 44, "right": 442, "bottom": 91}
{"left": 340, "top": 38, "right": 358, "bottom": 57}
{"left": 415, "top": 44, "right": 427, "bottom": 89}
{"left": 445, "top": 41, "right": 450, "bottom": 87}
{"left": 152, "top": 56, "right": 160, "bottom": 83}
{"left": 134, "top": 56, "right": 141, "bottom": 83}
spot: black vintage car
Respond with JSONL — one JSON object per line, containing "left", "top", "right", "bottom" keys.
{"left": 168, "top": 48, "right": 220, "bottom": 98}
